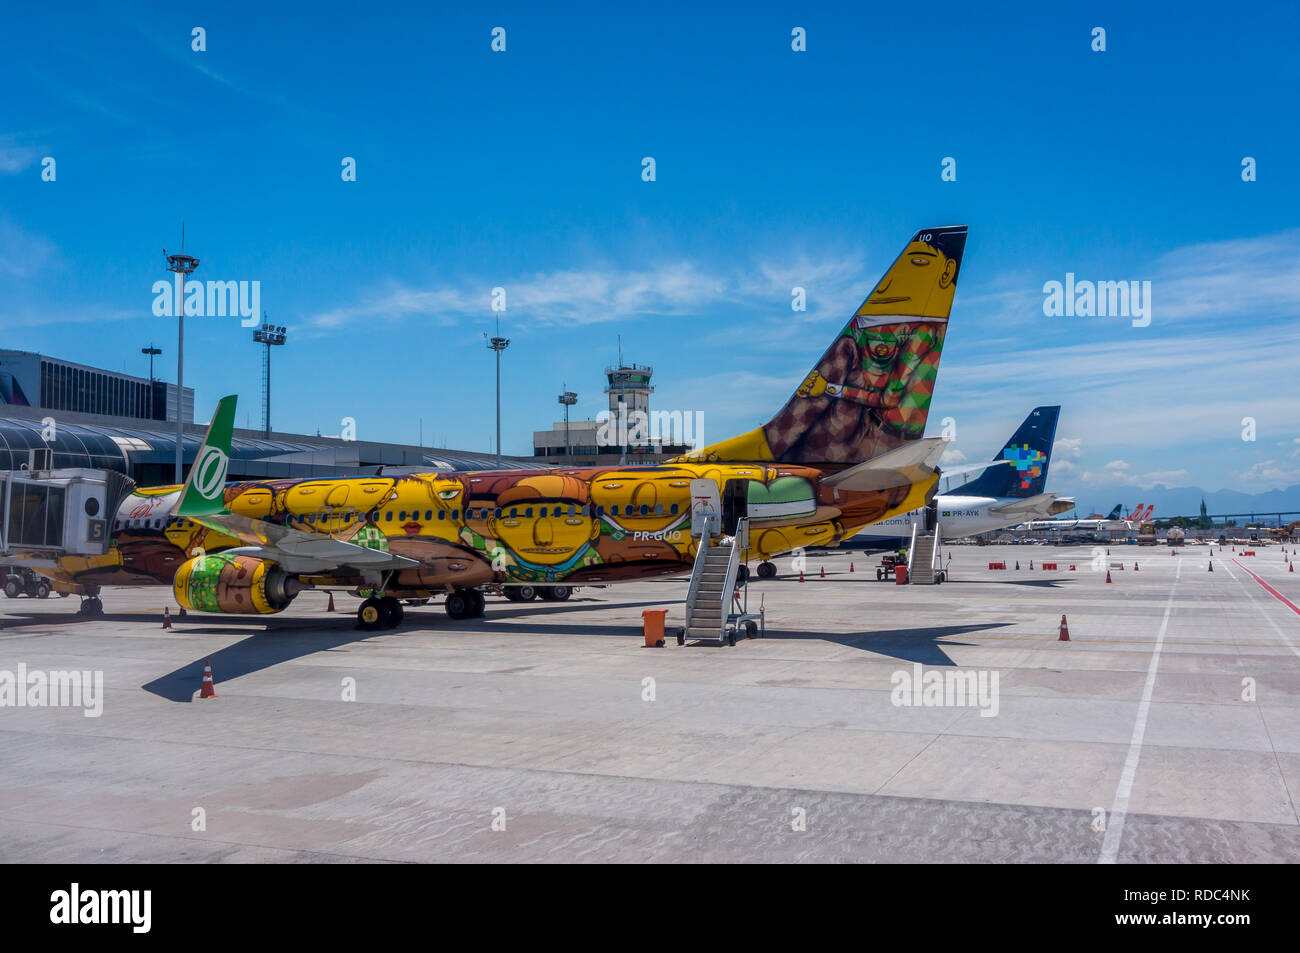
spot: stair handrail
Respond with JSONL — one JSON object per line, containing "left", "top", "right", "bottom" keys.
{"left": 721, "top": 518, "right": 746, "bottom": 635}
{"left": 907, "top": 519, "right": 918, "bottom": 572}
{"left": 685, "top": 514, "right": 716, "bottom": 630}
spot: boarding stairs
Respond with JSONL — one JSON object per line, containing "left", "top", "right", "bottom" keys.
{"left": 906, "top": 521, "right": 945, "bottom": 585}
{"left": 682, "top": 516, "right": 763, "bottom": 645}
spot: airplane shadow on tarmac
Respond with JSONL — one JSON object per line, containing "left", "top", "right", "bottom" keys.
{"left": 140, "top": 597, "right": 675, "bottom": 703}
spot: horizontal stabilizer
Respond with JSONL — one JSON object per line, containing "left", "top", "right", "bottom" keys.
{"left": 823, "top": 437, "right": 947, "bottom": 492}
{"left": 939, "top": 459, "right": 1013, "bottom": 480}
{"left": 989, "top": 492, "right": 1059, "bottom": 518}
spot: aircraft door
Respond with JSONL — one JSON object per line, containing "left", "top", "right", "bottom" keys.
{"left": 925, "top": 501, "right": 938, "bottom": 532}
{"left": 721, "top": 480, "right": 749, "bottom": 535}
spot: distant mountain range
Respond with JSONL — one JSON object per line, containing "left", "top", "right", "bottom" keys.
{"left": 1053, "top": 484, "right": 1300, "bottom": 521}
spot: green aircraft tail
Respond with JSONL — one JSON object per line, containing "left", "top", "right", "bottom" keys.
{"left": 173, "top": 395, "right": 237, "bottom": 518}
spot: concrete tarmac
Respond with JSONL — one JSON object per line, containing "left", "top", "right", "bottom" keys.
{"left": 1, "top": 542, "right": 1298, "bottom": 863}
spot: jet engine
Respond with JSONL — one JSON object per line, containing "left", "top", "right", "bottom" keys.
{"left": 173, "top": 553, "right": 304, "bottom": 614}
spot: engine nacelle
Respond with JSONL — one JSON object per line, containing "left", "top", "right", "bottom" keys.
{"left": 173, "top": 553, "right": 303, "bottom": 615}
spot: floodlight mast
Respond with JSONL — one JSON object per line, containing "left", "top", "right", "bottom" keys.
{"left": 486, "top": 330, "right": 510, "bottom": 468}
{"left": 252, "top": 317, "right": 288, "bottom": 439}
{"left": 163, "top": 246, "right": 199, "bottom": 483}
{"left": 558, "top": 389, "right": 578, "bottom": 466}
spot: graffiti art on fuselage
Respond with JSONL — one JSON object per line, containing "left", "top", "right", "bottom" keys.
{"left": 48, "top": 463, "right": 918, "bottom": 593}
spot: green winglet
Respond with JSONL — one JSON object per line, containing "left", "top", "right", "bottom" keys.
{"left": 175, "top": 395, "right": 238, "bottom": 517}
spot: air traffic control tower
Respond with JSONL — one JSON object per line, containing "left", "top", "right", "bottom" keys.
{"left": 532, "top": 361, "right": 693, "bottom": 465}
{"left": 604, "top": 362, "right": 654, "bottom": 421}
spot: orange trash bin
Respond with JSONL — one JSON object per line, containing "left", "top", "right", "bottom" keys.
{"left": 641, "top": 609, "right": 668, "bottom": 647}
{"left": 895, "top": 564, "right": 909, "bottom": 585}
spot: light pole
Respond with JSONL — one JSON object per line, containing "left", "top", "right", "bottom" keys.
{"left": 164, "top": 249, "right": 199, "bottom": 483}
{"left": 140, "top": 343, "right": 160, "bottom": 416}
{"left": 486, "top": 331, "right": 510, "bottom": 468}
{"left": 253, "top": 319, "right": 288, "bottom": 438}
{"left": 558, "top": 389, "right": 577, "bottom": 466}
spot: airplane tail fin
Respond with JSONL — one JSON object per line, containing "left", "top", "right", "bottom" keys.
{"left": 678, "top": 225, "right": 968, "bottom": 468}
{"left": 952, "top": 406, "right": 1060, "bottom": 499}
{"left": 1105, "top": 504, "right": 1122, "bottom": 520}
{"left": 172, "top": 395, "right": 237, "bottom": 518}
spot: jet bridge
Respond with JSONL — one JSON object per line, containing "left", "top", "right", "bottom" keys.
{"left": 1, "top": 464, "right": 136, "bottom": 568}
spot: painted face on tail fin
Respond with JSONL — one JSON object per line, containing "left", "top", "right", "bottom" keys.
{"left": 760, "top": 226, "right": 967, "bottom": 466}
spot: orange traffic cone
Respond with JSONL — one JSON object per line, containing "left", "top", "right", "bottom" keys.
{"left": 162, "top": 607, "right": 173, "bottom": 630}
{"left": 1208, "top": 562, "right": 1214, "bottom": 572}
{"left": 1058, "top": 614, "right": 1070, "bottom": 641}
{"left": 198, "top": 661, "right": 218, "bottom": 699}
{"left": 1291, "top": 563, "right": 1295, "bottom": 573}
{"left": 326, "top": 592, "right": 336, "bottom": 612}
{"left": 849, "top": 562, "right": 854, "bottom": 573}
{"left": 1030, "top": 560, "right": 1034, "bottom": 570}
{"left": 1069, "top": 564, "right": 1076, "bottom": 571}
{"left": 798, "top": 571, "right": 805, "bottom": 583}
{"left": 820, "top": 566, "right": 825, "bottom": 578}
{"left": 1015, "top": 561, "right": 1020, "bottom": 570}
{"left": 1134, "top": 562, "right": 1139, "bottom": 571}
{"left": 1105, "top": 570, "right": 1112, "bottom": 583}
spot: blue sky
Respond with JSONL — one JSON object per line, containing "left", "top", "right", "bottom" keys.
{"left": 2, "top": 2, "right": 1298, "bottom": 504}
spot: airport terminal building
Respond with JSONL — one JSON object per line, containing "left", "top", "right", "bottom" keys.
{"left": 0, "top": 349, "right": 536, "bottom": 484}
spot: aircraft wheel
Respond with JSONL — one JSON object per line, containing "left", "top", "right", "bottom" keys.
{"left": 3, "top": 579, "right": 18, "bottom": 599}
{"left": 517, "top": 585, "right": 537, "bottom": 601}
{"left": 744, "top": 621, "right": 758, "bottom": 639}
{"left": 358, "top": 597, "right": 390, "bottom": 631}
{"left": 382, "top": 597, "right": 404, "bottom": 627}
{"left": 83, "top": 596, "right": 103, "bottom": 617}
{"left": 35, "top": 582, "right": 50, "bottom": 599}
{"left": 469, "top": 589, "right": 486, "bottom": 616}
{"left": 756, "top": 561, "right": 777, "bottom": 579}
{"left": 444, "top": 591, "right": 472, "bottom": 620}
{"left": 550, "top": 585, "right": 571, "bottom": 601}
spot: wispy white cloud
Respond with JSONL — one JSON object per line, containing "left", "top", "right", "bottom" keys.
{"left": 0, "top": 141, "right": 39, "bottom": 174}
{"left": 1240, "top": 460, "right": 1300, "bottom": 487}
{"left": 0, "top": 219, "right": 57, "bottom": 279}
{"left": 307, "top": 262, "right": 738, "bottom": 329}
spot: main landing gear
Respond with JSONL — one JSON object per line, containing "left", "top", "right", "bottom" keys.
{"left": 77, "top": 595, "right": 104, "bottom": 617}
{"left": 756, "top": 561, "right": 777, "bottom": 579}
{"left": 357, "top": 595, "right": 405, "bottom": 631}
{"left": 444, "top": 587, "right": 486, "bottom": 620}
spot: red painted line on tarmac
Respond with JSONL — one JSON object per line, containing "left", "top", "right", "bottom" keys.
{"left": 1232, "top": 559, "right": 1300, "bottom": 617}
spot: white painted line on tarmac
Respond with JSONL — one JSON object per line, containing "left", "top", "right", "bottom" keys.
{"left": 1098, "top": 559, "right": 1180, "bottom": 865}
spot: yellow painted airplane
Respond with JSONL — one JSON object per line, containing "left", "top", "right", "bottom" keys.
{"left": 38, "top": 225, "right": 967, "bottom": 629}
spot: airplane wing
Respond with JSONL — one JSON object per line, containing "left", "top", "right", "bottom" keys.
{"left": 823, "top": 438, "right": 947, "bottom": 492}
{"left": 185, "top": 511, "right": 419, "bottom": 574}
{"left": 170, "top": 394, "right": 418, "bottom": 575}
